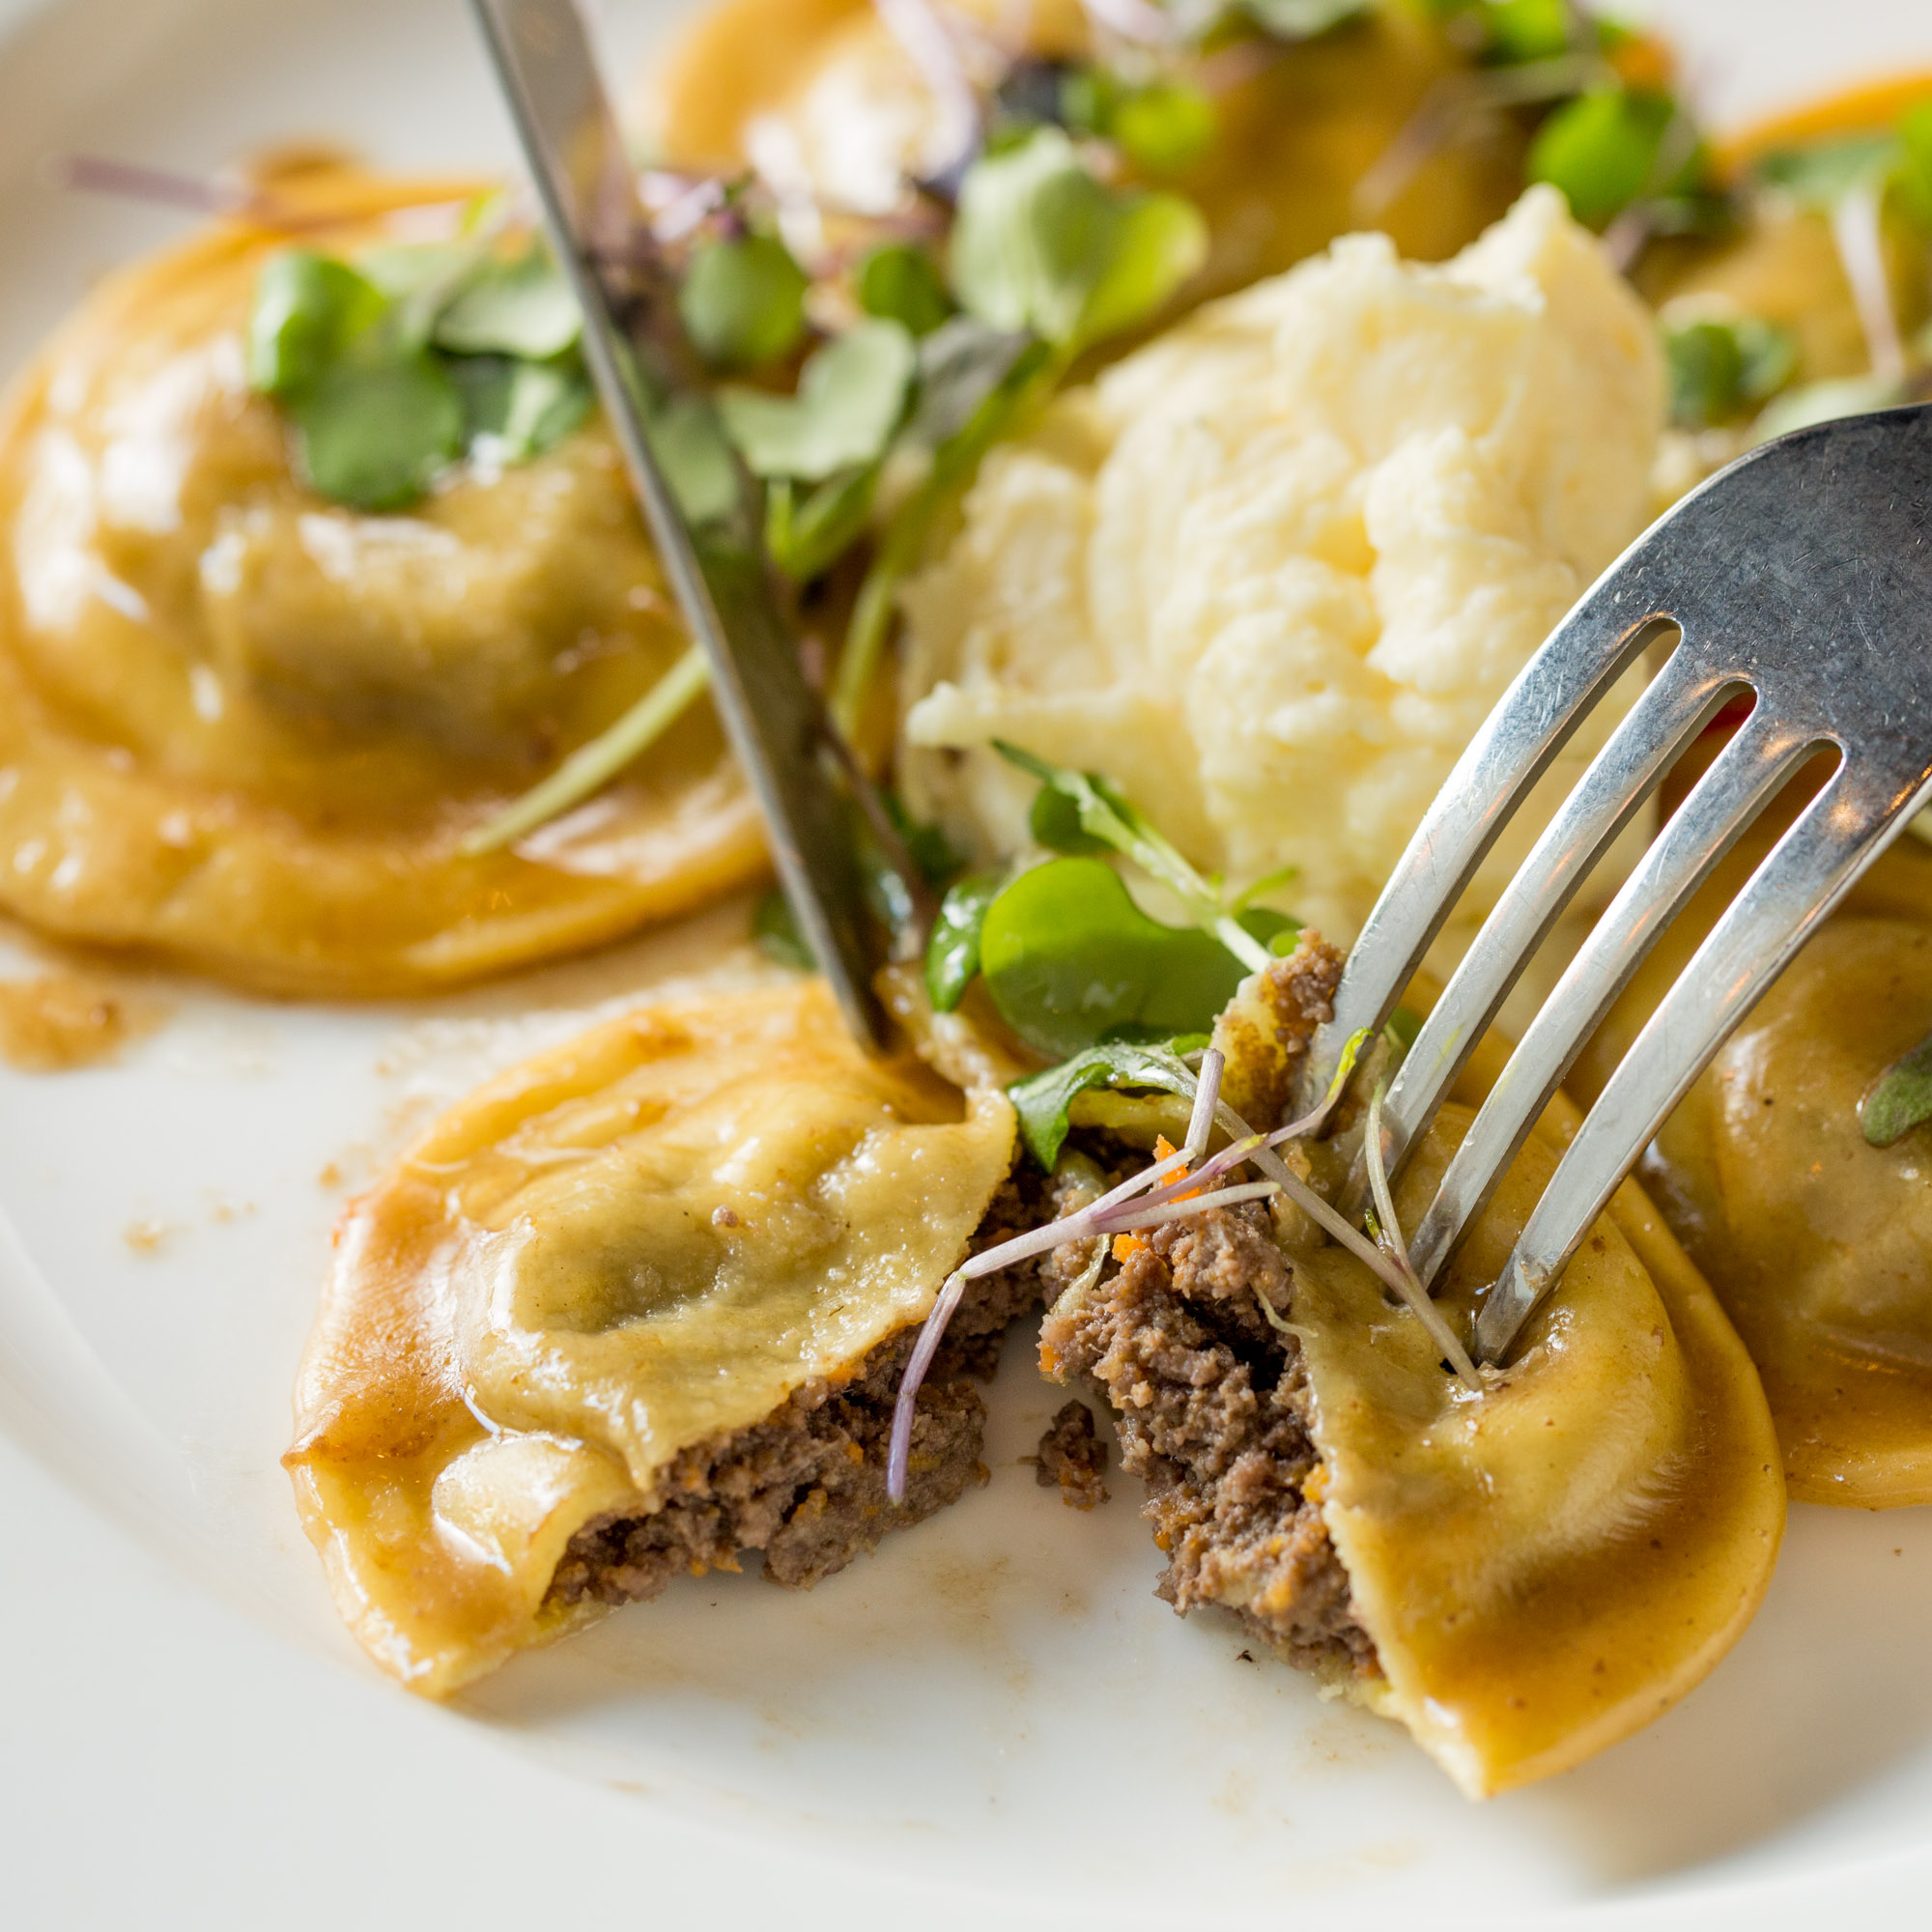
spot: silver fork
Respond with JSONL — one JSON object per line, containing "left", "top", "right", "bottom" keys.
{"left": 1298, "top": 404, "right": 1932, "bottom": 1365}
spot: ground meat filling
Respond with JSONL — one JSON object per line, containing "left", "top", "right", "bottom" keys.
{"left": 1039, "top": 937, "right": 1378, "bottom": 1682}
{"left": 546, "top": 1163, "right": 1077, "bottom": 1610}
{"left": 1042, "top": 1203, "right": 1377, "bottom": 1678}
{"left": 1035, "top": 1400, "right": 1109, "bottom": 1509}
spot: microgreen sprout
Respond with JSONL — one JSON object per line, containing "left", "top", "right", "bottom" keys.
{"left": 1661, "top": 306, "right": 1798, "bottom": 428}
{"left": 246, "top": 233, "right": 594, "bottom": 512}
{"left": 1861, "top": 1022, "right": 1932, "bottom": 1149}
{"left": 885, "top": 1135, "right": 1204, "bottom": 1499}
{"left": 1751, "top": 113, "right": 1932, "bottom": 385}
{"left": 677, "top": 231, "right": 809, "bottom": 368}
{"left": 979, "top": 856, "right": 1291, "bottom": 1061}
{"left": 886, "top": 1024, "right": 1464, "bottom": 1500}
{"left": 460, "top": 643, "right": 710, "bottom": 857}
{"left": 1364, "top": 1082, "right": 1480, "bottom": 1386}
{"left": 994, "top": 742, "right": 1274, "bottom": 971}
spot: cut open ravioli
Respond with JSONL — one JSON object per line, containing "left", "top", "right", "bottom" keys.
{"left": 1043, "top": 946, "right": 1784, "bottom": 1798}
{"left": 286, "top": 980, "right": 1031, "bottom": 1694}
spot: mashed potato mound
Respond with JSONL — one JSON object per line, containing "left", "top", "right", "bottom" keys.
{"left": 898, "top": 186, "right": 1663, "bottom": 942}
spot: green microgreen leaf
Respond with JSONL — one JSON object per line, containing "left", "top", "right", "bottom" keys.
{"left": 884, "top": 789, "right": 965, "bottom": 885}
{"left": 1528, "top": 86, "right": 1700, "bottom": 229}
{"left": 247, "top": 250, "right": 385, "bottom": 395}
{"left": 1063, "top": 69, "right": 1218, "bottom": 177}
{"left": 1110, "top": 82, "right": 1219, "bottom": 177}
{"left": 1479, "top": 0, "right": 1578, "bottom": 65}
{"left": 905, "top": 317, "right": 1031, "bottom": 448}
{"left": 1748, "top": 371, "right": 1908, "bottom": 445}
{"left": 354, "top": 241, "right": 480, "bottom": 303}
{"left": 253, "top": 237, "right": 600, "bottom": 512}
{"left": 949, "top": 128, "right": 1207, "bottom": 350}
{"left": 434, "top": 250, "right": 582, "bottom": 359}
{"left": 925, "top": 869, "right": 1006, "bottom": 1012}
{"left": 1075, "top": 189, "right": 1212, "bottom": 344}
{"left": 646, "top": 393, "right": 743, "bottom": 525}
{"left": 1755, "top": 132, "right": 1900, "bottom": 212}
{"left": 678, "top": 233, "right": 810, "bottom": 369}
{"left": 753, "top": 887, "right": 816, "bottom": 972}
{"left": 829, "top": 334, "right": 1056, "bottom": 738}
{"left": 285, "top": 353, "right": 465, "bottom": 512}
{"left": 994, "top": 740, "right": 1275, "bottom": 971}
{"left": 719, "top": 319, "right": 916, "bottom": 480}
{"left": 763, "top": 465, "right": 878, "bottom": 582}
{"left": 1861, "top": 1023, "right": 1932, "bottom": 1148}
{"left": 450, "top": 355, "right": 594, "bottom": 462}
{"left": 1009, "top": 1036, "right": 1208, "bottom": 1170}
{"left": 352, "top": 240, "right": 495, "bottom": 351}
{"left": 857, "top": 242, "right": 955, "bottom": 336}
{"left": 978, "top": 855, "right": 1287, "bottom": 1060}
{"left": 1662, "top": 312, "right": 1798, "bottom": 428}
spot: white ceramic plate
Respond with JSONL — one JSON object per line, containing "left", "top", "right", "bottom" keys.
{"left": 5, "top": 3, "right": 1932, "bottom": 1925}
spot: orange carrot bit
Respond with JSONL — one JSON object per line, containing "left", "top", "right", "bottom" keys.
{"left": 1152, "top": 1134, "right": 1203, "bottom": 1203}
{"left": 1112, "top": 1232, "right": 1150, "bottom": 1264}
{"left": 1608, "top": 31, "right": 1674, "bottom": 94}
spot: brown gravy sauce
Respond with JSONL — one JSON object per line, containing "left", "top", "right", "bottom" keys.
{"left": 0, "top": 971, "right": 160, "bottom": 1073}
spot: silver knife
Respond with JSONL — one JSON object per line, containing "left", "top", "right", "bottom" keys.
{"left": 469, "top": 0, "right": 890, "bottom": 1049}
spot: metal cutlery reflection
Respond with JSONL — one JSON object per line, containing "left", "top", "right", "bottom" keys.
{"left": 470, "top": 0, "right": 892, "bottom": 1047}
{"left": 1302, "top": 404, "right": 1932, "bottom": 1363}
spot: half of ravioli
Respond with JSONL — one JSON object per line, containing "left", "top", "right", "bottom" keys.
{"left": 286, "top": 980, "right": 1044, "bottom": 1694}
{"left": 1043, "top": 942, "right": 1785, "bottom": 1799}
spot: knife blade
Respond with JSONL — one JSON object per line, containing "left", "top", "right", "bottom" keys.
{"left": 469, "top": 0, "right": 890, "bottom": 1048}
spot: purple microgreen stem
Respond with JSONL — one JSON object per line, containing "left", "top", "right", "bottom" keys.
{"left": 1269, "top": 1023, "right": 1374, "bottom": 1147}
{"left": 1095, "top": 1179, "right": 1279, "bottom": 1234}
{"left": 887, "top": 1268, "right": 966, "bottom": 1501}
{"left": 43, "top": 153, "right": 305, "bottom": 225}
{"left": 1362, "top": 1082, "right": 1481, "bottom": 1388}
{"left": 639, "top": 170, "right": 727, "bottom": 243}
{"left": 1184, "top": 1046, "right": 1224, "bottom": 1160}
{"left": 1128, "top": 1131, "right": 1265, "bottom": 1213}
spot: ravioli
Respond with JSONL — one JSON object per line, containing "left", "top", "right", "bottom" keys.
{"left": 1044, "top": 950, "right": 1782, "bottom": 1799}
{"left": 1575, "top": 828, "right": 1932, "bottom": 1507}
{"left": 286, "top": 980, "right": 1018, "bottom": 1693}
{"left": 0, "top": 166, "right": 762, "bottom": 994}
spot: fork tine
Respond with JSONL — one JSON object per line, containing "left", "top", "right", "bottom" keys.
{"left": 1405, "top": 706, "right": 1821, "bottom": 1292}
{"left": 1474, "top": 758, "right": 1927, "bottom": 1361}
{"left": 1300, "top": 596, "right": 1676, "bottom": 1110}
{"left": 1357, "top": 646, "right": 1745, "bottom": 1207}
